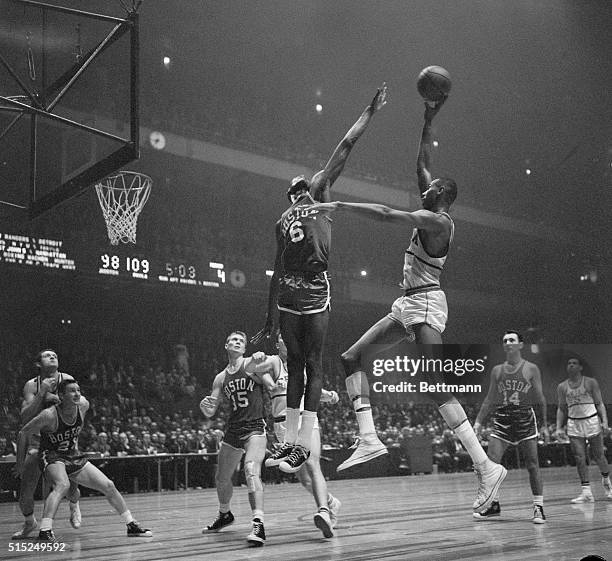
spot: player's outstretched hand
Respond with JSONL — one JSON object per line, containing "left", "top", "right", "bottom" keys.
{"left": 371, "top": 82, "right": 388, "bottom": 112}
{"left": 251, "top": 323, "right": 273, "bottom": 345}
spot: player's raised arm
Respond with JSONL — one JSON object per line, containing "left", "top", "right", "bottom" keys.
{"left": 308, "top": 201, "right": 450, "bottom": 234}
{"left": 200, "top": 372, "right": 225, "bottom": 418}
{"left": 252, "top": 222, "right": 282, "bottom": 345}
{"left": 310, "top": 83, "right": 388, "bottom": 203}
{"left": 416, "top": 98, "right": 446, "bottom": 194}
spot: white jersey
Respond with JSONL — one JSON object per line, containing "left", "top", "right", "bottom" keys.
{"left": 401, "top": 212, "right": 454, "bottom": 294}
{"left": 560, "top": 377, "right": 598, "bottom": 420}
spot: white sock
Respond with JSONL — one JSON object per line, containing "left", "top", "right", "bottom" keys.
{"left": 296, "top": 410, "right": 317, "bottom": 450}
{"left": 120, "top": 510, "right": 134, "bottom": 524}
{"left": 40, "top": 518, "right": 53, "bottom": 531}
{"left": 285, "top": 408, "right": 300, "bottom": 444}
{"left": 356, "top": 410, "right": 376, "bottom": 436}
{"left": 252, "top": 510, "right": 264, "bottom": 522}
{"left": 533, "top": 495, "right": 543, "bottom": 507}
{"left": 438, "top": 401, "right": 488, "bottom": 465}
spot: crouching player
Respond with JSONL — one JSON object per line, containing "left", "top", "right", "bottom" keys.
{"left": 16, "top": 379, "right": 152, "bottom": 541}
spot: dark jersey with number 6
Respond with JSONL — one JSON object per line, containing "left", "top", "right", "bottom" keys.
{"left": 279, "top": 194, "right": 332, "bottom": 273}
{"left": 222, "top": 363, "right": 264, "bottom": 429}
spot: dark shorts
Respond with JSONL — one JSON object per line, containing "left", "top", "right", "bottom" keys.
{"left": 277, "top": 271, "right": 330, "bottom": 315}
{"left": 40, "top": 449, "right": 89, "bottom": 476}
{"left": 490, "top": 406, "right": 538, "bottom": 445}
{"left": 222, "top": 419, "right": 266, "bottom": 451}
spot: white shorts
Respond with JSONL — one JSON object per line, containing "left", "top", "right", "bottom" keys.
{"left": 388, "top": 290, "right": 448, "bottom": 338}
{"left": 567, "top": 416, "right": 602, "bottom": 439}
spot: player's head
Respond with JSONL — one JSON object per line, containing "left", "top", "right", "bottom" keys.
{"left": 57, "top": 379, "right": 80, "bottom": 401}
{"left": 566, "top": 357, "right": 583, "bottom": 374}
{"left": 35, "top": 349, "right": 58, "bottom": 372}
{"left": 421, "top": 177, "right": 457, "bottom": 211}
{"left": 502, "top": 330, "right": 523, "bottom": 352}
{"left": 225, "top": 331, "right": 247, "bottom": 355}
{"left": 287, "top": 175, "right": 310, "bottom": 203}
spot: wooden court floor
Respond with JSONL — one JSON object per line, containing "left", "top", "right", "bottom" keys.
{"left": 1, "top": 465, "right": 611, "bottom": 561}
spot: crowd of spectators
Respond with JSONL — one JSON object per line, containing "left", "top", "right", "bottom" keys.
{"left": 3, "top": 344, "right": 603, "bottom": 481}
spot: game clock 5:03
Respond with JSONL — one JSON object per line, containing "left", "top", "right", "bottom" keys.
{"left": 97, "top": 253, "right": 226, "bottom": 287}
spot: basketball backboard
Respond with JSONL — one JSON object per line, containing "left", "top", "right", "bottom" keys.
{"left": 0, "top": 0, "right": 141, "bottom": 219}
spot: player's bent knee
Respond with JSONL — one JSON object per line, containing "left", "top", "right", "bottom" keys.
{"left": 244, "top": 461, "right": 263, "bottom": 493}
{"left": 340, "top": 350, "right": 359, "bottom": 369}
{"left": 52, "top": 481, "right": 71, "bottom": 496}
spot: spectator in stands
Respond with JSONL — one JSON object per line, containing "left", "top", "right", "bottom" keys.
{"left": 111, "top": 432, "right": 131, "bottom": 456}
{"left": 91, "top": 432, "right": 112, "bottom": 457}
{"left": 141, "top": 433, "right": 156, "bottom": 455}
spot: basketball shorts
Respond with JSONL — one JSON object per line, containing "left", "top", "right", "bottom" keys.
{"left": 272, "top": 414, "right": 319, "bottom": 443}
{"left": 222, "top": 419, "right": 266, "bottom": 451}
{"left": 490, "top": 406, "right": 538, "bottom": 445}
{"left": 40, "top": 449, "right": 89, "bottom": 476}
{"left": 567, "top": 415, "right": 602, "bottom": 439}
{"left": 278, "top": 271, "right": 330, "bottom": 315}
{"left": 388, "top": 289, "right": 448, "bottom": 339}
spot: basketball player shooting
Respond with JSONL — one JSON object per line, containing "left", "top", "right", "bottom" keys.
{"left": 308, "top": 96, "right": 507, "bottom": 515}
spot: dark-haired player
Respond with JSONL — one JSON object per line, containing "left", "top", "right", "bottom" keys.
{"left": 474, "top": 331, "right": 548, "bottom": 523}
{"left": 556, "top": 356, "right": 612, "bottom": 503}
{"left": 252, "top": 84, "right": 388, "bottom": 473}
{"left": 309, "top": 99, "right": 506, "bottom": 515}
{"left": 16, "top": 379, "right": 152, "bottom": 541}
{"left": 12, "top": 350, "right": 82, "bottom": 539}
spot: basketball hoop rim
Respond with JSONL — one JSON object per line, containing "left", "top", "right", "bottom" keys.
{"left": 95, "top": 170, "right": 152, "bottom": 187}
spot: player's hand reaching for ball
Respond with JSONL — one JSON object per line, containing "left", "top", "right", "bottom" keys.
{"left": 424, "top": 96, "right": 446, "bottom": 121}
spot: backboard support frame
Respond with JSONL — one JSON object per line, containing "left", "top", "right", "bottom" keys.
{"left": 0, "top": 0, "right": 140, "bottom": 219}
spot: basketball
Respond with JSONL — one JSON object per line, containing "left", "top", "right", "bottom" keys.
{"left": 417, "top": 66, "right": 452, "bottom": 102}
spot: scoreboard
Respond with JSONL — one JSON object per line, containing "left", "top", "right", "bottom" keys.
{"left": 0, "top": 232, "right": 255, "bottom": 289}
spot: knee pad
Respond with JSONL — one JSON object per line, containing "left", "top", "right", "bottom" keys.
{"left": 244, "top": 461, "right": 263, "bottom": 493}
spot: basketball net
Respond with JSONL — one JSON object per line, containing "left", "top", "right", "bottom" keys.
{"left": 95, "top": 171, "right": 151, "bottom": 245}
